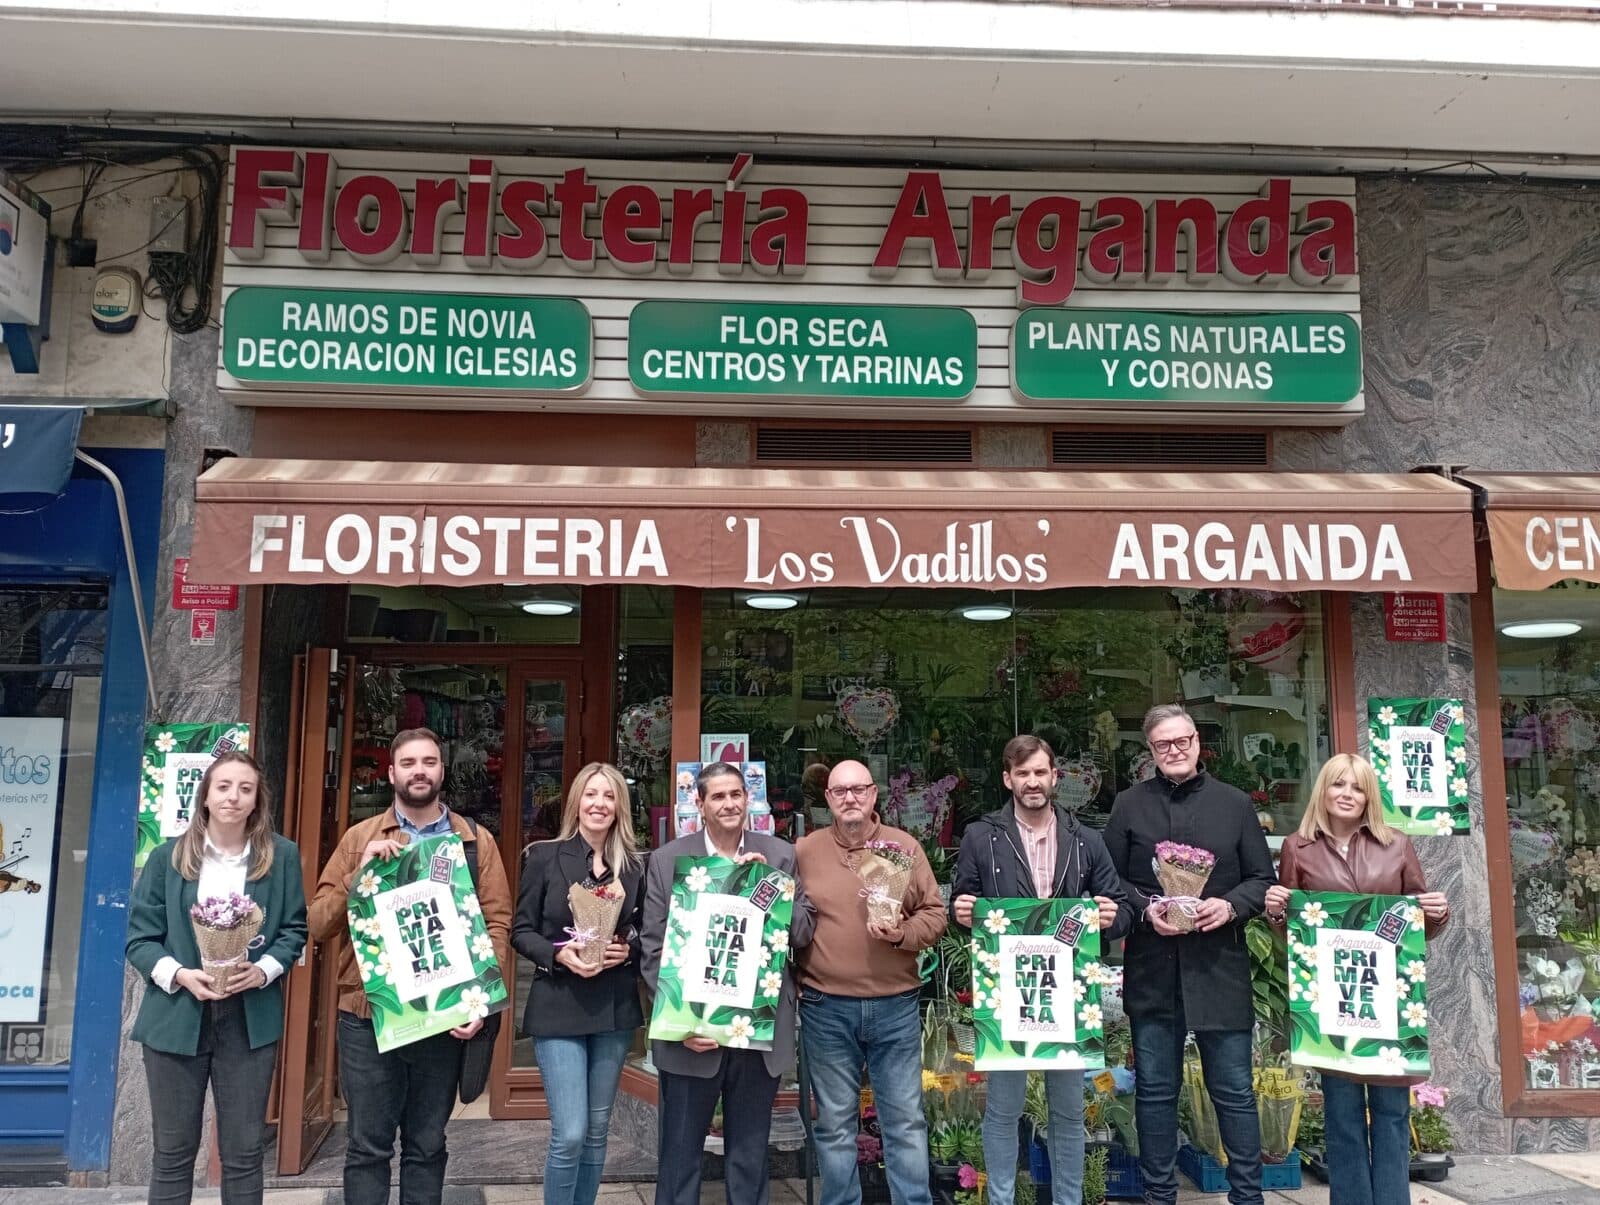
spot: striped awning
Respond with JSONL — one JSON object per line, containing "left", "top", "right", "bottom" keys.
{"left": 187, "top": 460, "right": 1477, "bottom": 592}
{"left": 1459, "top": 471, "right": 1600, "bottom": 590}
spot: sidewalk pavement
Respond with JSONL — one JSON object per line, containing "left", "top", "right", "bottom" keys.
{"left": 2, "top": 1157, "right": 1597, "bottom": 1205}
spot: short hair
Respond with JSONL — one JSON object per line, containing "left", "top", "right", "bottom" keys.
{"left": 1142, "top": 704, "right": 1195, "bottom": 740}
{"left": 696, "top": 761, "right": 745, "bottom": 798}
{"left": 391, "top": 727, "right": 443, "bottom": 757}
{"left": 1003, "top": 734, "right": 1056, "bottom": 770}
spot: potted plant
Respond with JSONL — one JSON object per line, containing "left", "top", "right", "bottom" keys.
{"left": 1410, "top": 1083, "right": 1456, "bottom": 1181}
{"left": 929, "top": 1120, "right": 964, "bottom": 1205}
{"left": 1083, "top": 1144, "right": 1110, "bottom": 1205}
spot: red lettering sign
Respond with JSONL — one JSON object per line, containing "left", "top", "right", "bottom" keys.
{"left": 172, "top": 557, "right": 240, "bottom": 611}
{"left": 1384, "top": 592, "right": 1446, "bottom": 643}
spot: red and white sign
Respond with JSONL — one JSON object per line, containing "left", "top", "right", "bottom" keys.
{"left": 189, "top": 609, "right": 218, "bottom": 645}
{"left": 1384, "top": 592, "right": 1447, "bottom": 643}
{"left": 172, "top": 557, "right": 240, "bottom": 611}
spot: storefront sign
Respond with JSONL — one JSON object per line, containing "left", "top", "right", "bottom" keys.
{"left": 649, "top": 856, "right": 796, "bottom": 1050}
{"left": 1367, "top": 698, "right": 1469, "bottom": 836}
{"left": 1013, "top": 311, "right": 1361, "bottom": 405}
{"left": 970, "top": 897, "right": 1105, "bottom": 1071}
{"left": 221, "top": 287, "right": 592, "bottom": 393}
{"left": 1487, "top": 510, "right": 1600, "bottom": 590}
{"left": 0, "top": 405, "right": 82, "bottom": 507}
{"left": 0, "top": 717, "right": 63, "bottom": 1023}
{"left": 137, "top": 722, "right": 251, "bottom": 867}
{"left": 629, "top": 301, "right": 975, "bottom": 399}
{"left": 220, "top": 148, "right": 1364, "bottom": 421}
{"left": 347, "top": 833, "right": 509, "bottom": 1052}
{"left": 171, "top": 557, "right": 239, "bottom": 611}
{"left": 1287, "top": 890, "right": 1430, "bottom": 1079}
{"left": 1384, "top": 593, "right": 1446, "bottom": 643}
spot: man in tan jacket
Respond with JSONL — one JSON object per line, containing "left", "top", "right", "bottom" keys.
{"left": 309, "top": 727, "right": 512, "bottom": 1205}
{"left": 796, "top": 759, "right": 945, "bottom": 1205}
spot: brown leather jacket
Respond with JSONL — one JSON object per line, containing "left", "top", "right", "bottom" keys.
{"left": 308, "top": 808, "right": 513, "bottom": 1020}
{"left": 1273, "top": 826, "right": 1445, "bottom": 1085}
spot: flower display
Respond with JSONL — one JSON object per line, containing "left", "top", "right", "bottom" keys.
{"left": 957, "top": 1164, "right": 978, "bottom": 1190}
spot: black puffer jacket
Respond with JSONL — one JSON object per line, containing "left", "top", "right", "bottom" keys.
{"left": 949, "top": 802, "right": 1132, "bottom": 942}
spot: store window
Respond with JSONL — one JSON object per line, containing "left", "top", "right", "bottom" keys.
{"left": 615, "top": 586, "right": 675, "bottom": 842}
{"left": 0, "top": 583, "right": 107, "bottom": 1069}
{"left": 1495, "top": 583, "right": 1600, "bottom": 1093}
{"left": 699, "top": 587, "right": 1330, "bottom": 846}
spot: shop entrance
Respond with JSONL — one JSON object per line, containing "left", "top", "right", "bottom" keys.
{"left": 273, "top": 644, "right": 585, "bottom": 1174}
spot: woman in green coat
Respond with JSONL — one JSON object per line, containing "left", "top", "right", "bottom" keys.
{"left": 126, "top": 751, "right": 307, "bottom": 1205}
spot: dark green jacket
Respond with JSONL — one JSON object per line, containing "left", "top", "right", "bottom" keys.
{"left": 126, "top": 833, "right": 308, "bottom": 1055}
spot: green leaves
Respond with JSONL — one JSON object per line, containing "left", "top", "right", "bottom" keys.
{"left": 969, "top": 897, "right": 1104, "bottom": 1071}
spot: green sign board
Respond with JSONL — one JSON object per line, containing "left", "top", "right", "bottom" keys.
{"left": 222, "top": 286, "right": 591, "bottom": 392}
{"left": 629, "top": 300, "right": 976, "bottom": 399}
{"left": 138, "top": 721, "right": 250, "bottom": 869}
{"left": 1012, "top": 310, "right": 1361, "bottom": 405}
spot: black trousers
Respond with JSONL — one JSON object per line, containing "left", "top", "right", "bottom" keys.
{"left": 142, "top": 996, "right": 279, "bottom": 1205}
{"left": 656, "top": 1051, "right": 780, "bottom": 1205}
{"left": 337, "top": 1010, "right": 464, "bottom": 1205}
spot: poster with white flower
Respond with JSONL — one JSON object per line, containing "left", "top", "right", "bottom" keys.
{"left": 969, "top": 897, "right": 1104, "bottom": 1071}
{"left": 648, "top": 856, "right": 795, "bottom": 1050}
{"left": 1367, "top": 697, "right": 1470, "bottom": 836}
{"left": 137, "top": 722, "right": 250, "bottom": 868}
{"left": 1287, "top": 889, "right": 1430, "bottom": 1078}
{"left": 346, "top": 833, "right": 508, "bottom": 1052}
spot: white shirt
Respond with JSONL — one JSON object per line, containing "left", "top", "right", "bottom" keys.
{"left": 703, "top": 828, "right": 746, "bottom": 859}
{"left": 151, "top": 838, "right": 285, "bottom": 993}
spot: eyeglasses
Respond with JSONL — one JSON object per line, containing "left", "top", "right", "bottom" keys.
{"left": 1151, "top": 734, "right": 1198, "bottom": 755}
{"left": 827, "top": 783, "right": 877, "bottom": 800}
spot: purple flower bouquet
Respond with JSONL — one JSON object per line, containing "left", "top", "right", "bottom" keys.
{"left": 189, "top": 892, "right": 263, "bottom": 993}
{"left": 1152, "top": 841, "right": 1217, "bottom": 933}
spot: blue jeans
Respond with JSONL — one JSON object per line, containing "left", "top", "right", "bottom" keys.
{"left": 1131, "top": 1006, "right": 1262, "bottom": 1205}
{"left": 534, "top": 1029, "right": 634, "bottom": 1205}
{"left": 801, "top": 987, "right": 932, "bottom": 1205}
{"left": 983, "top": 1070, "right": 1084, "bottom": 1205}
{"left": 1321, "top": 1076, "right": 1412, "bottom": 1205}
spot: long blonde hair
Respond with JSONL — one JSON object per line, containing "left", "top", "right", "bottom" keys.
{"left": 552, "top": 762, "right": 640, "bottom": 872}
{"left": 171, "top": 752, "right": 277, "bottom": 880}
{"left": 1298, "top": 752, "right": 1393, "bottom": 846}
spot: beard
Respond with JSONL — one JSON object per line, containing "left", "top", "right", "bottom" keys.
{"left": 395, "top": 776, "right": 442, "bottom": 807}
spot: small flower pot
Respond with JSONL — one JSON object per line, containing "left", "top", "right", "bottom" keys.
{"left": 860, "top": 1161, "right": 891, "bottom": 1204}
{"left": 1411, "top": 1153, "right": 1454, "bottom": 1183}
{"left": 929, "top": 1160, "right": 963, "bottom": 1205}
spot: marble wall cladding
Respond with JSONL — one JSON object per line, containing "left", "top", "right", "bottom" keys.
{"left": 696, "top": 420, "right": 751, "bottom": 465}
{"left": 1287, "top": 177, "right": 1600, "bottom": 1152}
{"left": 976, "top": 424, "right": 1047, "bottom": 468}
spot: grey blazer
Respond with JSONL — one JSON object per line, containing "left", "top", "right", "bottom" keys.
{"left": 640, "top": 830, "right": 816, "bottom": 1078}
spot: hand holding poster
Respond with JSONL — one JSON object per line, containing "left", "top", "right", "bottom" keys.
{"left": 1287, "top": 889, "right": 1430, "bottom": 1078}
{"left": 970, "top": 897, "right": 1105, "bottom": 1071}
{"left": 138, "top": 722, "right": 250, "bottom": 867}
{"left": 1367, "top": 697, "right": 1469, "bottom": 836}
{"left": 347, "top": 833, "right": 508, "bottom": 1052}
{"left": 648, "top": 856, "right": 796, "bottom": 1050}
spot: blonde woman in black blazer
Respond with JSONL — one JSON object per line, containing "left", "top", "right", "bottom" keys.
{"left": 512, "top": 762, "right": 646, "bottom": 1205}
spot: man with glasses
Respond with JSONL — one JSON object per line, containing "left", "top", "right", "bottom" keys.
{"left": 796, "top": 760, "right": 947, "bottom": 1205}
{"left": 1104, "top": 704, "right": 1276, "bottom": 1205}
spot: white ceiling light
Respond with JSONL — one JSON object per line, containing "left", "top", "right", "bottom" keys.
{"left": 521, "top": 600, "right": 576, "bottom": 616}
{"left": 745, "top": 593, "right": 800, "bottom": 611}
{"left": 961, "top": 604, "right": 1014, "bottom": 622}
{"left": 1501, "top": 620, "right": 1582, "bottom": 639}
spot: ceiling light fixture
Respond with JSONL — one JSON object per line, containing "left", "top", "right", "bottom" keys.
{"left": 521, "top": 600, "right": 576, "bottom": 617}
{"left": 1500, "top": 620, "right": 1582, "bottom": 639}
{"left": 961, "top": 604, "right": 1014, "bottom": 622}
{"left": 745, "top": 593, "right": 801, "bottom": 611}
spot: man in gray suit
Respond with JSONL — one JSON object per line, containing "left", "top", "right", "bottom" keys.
{"left": 641, "top": 762, "right": 816, "bottom": 1205}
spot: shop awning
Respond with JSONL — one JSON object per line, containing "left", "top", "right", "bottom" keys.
{"left": 187, "top": 460, "right": 1477, "bottom": 593}
{"left": 1460, "top": 471, "right": 1600, "bottom": 590}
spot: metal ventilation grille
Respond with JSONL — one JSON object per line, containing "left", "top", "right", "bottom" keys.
{"left": 756, "top": 427, "right": 973, "bottom": 463}
{"left": 1052, "top": 430, "right": 1270, "bottom": 467}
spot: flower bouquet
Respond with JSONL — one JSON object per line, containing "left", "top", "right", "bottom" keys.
{"left": 857, "top": 839, "right": 916, "bottom": 927}
{"left": 1152, "top": 842, "right": 1216, "bottom": 933}
{"left": 190, "top": 892, "right": 263, "bottom": 993}
{"left": 565, "top": 880, "right": 627, "bottom": 969}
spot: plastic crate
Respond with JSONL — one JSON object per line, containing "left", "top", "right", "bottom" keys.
{"left": 1105, "top": 1144, "right": 1145, "bottom": 1200}
{"left": 1178, "top": 1144, "right": 1302, "bottom": 1193}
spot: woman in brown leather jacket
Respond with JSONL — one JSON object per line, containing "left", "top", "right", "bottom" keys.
{"left": 1265, "top": 753, "right": 1449, "bottom": 1205}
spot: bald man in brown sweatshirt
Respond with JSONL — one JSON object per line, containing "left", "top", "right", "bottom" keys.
{"left": 796, "top": 759, "right": 945, "bottom": 1205}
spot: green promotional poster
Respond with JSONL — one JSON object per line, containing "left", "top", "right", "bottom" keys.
{"left": 1287, "top": 890, "right": 1430, "bottom": 1078}
{"left": 970, "top": 897, "right": 1105, "bottom": 1071}
{"left": 137, "top": 722, "right": 250, "bottom": 868}
{"left": 1367, "top": 697, "right": 1470, "bottom": 836}
{"left": 648, "top": 856, "right": 796, "bottom": 1050}
{"left": 346, "top": 833, "right": 508, "bottom": 1053}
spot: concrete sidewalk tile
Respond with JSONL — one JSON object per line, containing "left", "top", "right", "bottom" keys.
{"left": 1525, "top": 1154, "right": 1600, "bottom": 1189}
{"left": 260, "top": 1190, "right": 330, "bottom": 1205}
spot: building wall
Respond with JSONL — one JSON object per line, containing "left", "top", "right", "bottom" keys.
{"left": 101, "top": 171, "right": 1600, "bottom": 1178}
